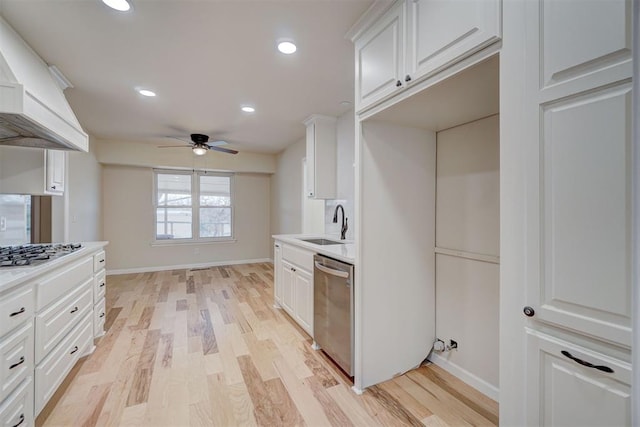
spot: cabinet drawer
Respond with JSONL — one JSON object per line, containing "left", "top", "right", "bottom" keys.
{"left": 35, "top": 280, "right": 92, "bottom": 363}
{"left": 0, "top": 378, "right": 33, "bottom": 427}
{"left": 35, "top": 312, "right": 93, "bottom": 415}
{"left": 0, "top": 285, "right": 34, "bottom": 338}
{"left": 36, "top": 256, "right": 93, "bottom": 310}
{"left": 0, "top": 321, "right": 33, "bottom": 404}
{"left": 94, "top": 270, "right": 106, "bottom": 304}
{"left": 282, "top": 244, "right": 313, "bottom": 271}
{"left": 526, "top": 330, "right": 631, "bottom": 426}
{"left": 93, "top": 251, "right": 106, "bottom": 272}
{"left": 94, "top": 298, "right": 106, "bottom": 338}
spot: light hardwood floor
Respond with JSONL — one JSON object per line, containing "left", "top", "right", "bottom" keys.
{"left": 37, "top": 263, "right": 498, "bottom": 427}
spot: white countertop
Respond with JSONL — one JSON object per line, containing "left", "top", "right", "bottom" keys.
{"left": 272, "top": 234, "right": 355, "bottom": 264}
{"left": 0, "top": 241, "right": 108, "bottom": 293}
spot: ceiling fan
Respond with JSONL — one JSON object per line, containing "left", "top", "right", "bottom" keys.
{"left": 159, "top": 133, "right": 239, "bottom": 155}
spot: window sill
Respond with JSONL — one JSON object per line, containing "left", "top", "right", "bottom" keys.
{"left": 150, "top": 238, "right": 237, "bottom": 247}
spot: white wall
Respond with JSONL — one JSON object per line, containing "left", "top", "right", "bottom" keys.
{"left": 103, "top": 165, "right": 271, "bottom": 273}
{"left": 325, "top": 109, "right": 355, "bottom": 240}
{"left": 432, "top": 115, "right": 500, "bottom": 397}
{"left": 270, "top": 139, "right": 305, "bottom": 236}
{"left": 67, "top": 145, "right": 102, "bottom": 242}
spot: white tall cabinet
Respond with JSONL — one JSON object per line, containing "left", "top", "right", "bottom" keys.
{"left": 501, "top": 0, "right": 634, "bottom": 425}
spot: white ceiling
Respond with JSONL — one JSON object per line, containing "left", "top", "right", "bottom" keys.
{"left": 0, "top": 0, "right": 373, "bottom": 153}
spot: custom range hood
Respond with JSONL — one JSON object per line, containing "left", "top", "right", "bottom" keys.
{"left": 0, "top": 16, "right": 88, "bottom": 151}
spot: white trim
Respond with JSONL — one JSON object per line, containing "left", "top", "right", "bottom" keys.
{"left": 150, "top": 238, "right": 237, "bottom": 247}
{"left": 428, "top": 352, "right": 499, "bottom": 402}
{"left": 632, "top": 0, "right": 639, "bottom": 423}
{"left": 106, "top": 257, "right": 272, "bottom": 276}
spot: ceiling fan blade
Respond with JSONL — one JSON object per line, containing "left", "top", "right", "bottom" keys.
{"left": 158, "top": 145, "right": 191, "bottom": 148}
{"left": 209, "top": 146, "right": 238, "bottom": 154}
{"left": 166, "top": 136, "right": 191, "bottom": 143}
{"left": 205, "top": 140, "right": 228, "bottom": 147}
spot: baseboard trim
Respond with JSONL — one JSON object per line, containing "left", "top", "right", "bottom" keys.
{"left": 107, "top": 258, "right": 273, "bottom": 276}
{"left": 428, "top": 352, "right": 499, "bottom": 402}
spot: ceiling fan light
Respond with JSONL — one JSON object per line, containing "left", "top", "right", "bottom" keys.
{"left": 192, "top": 146, "right": 207, "bottom": 156}
{"left": 102, "top": 0, "right": 131, "bottom": 12}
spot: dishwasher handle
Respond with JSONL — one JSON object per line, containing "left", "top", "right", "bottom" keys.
{"left": 315, "top": 261, "right": 350, "bottom": 279}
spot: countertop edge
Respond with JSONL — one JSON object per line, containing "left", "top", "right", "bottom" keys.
{"left": 272, "top": 234, "right": 355, "bottom": 265}
{"left": 0, "top": 241, "right": 109, "bottom": 292}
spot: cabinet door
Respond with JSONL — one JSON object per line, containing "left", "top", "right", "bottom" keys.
{"left": 280, "top": 261, "right": 295, "bottom": 315}
{"left": 355, "top": 1, "right": 405, "bottom": 112}
{"left": 45, "top": 149, "right": 65, "bottom": 195}
{"left": 294, "top": 268, "right": 313, "bottom": 335}
{"left": 500, "top": 0, "right": 633, "bottom": 424}
{"left": 407, "top": 0, "right": 500, "bottom": 82}
{"left": 526, "top": 331, "right": 631, "bottom": 426}
{"left": 273, "top": 243, "right": 283, "bottom": 305}
{"left": 305, "top": 122, "right": 316, "bottom": 198}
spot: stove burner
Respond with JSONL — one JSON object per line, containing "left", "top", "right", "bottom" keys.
{"left": 0, "top": 243, "right": 83, "bottom": 268}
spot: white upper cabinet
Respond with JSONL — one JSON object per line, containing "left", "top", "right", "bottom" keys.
{"left": 353, "top": 0, "right": 501, "bottom": 112}
{"left": 355, "top": 1, "right": 405, "bottom": 112}
{"left": 304, "top": 115, "right": 337, "bottom": 199}
{"left": 45, "top": 150, "right": 65, "bottom": 195}
{"left": 406, "top": 0, "right": 500, "bottom": 82}
{"left": 0, "top": 146, "right": 65, "bottom": 195}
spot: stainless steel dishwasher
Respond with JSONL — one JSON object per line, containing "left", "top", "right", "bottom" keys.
{"left": 313, "top": 254, "right": 354, "bottom": 376}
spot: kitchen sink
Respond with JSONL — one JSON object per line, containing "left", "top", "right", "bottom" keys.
{"left": 300, "top": 238, "right": 345, "bottom": 246}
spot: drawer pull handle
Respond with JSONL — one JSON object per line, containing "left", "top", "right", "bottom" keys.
{"left": 12, "top": 414, "right": 24, "bottom": 427}
{"left": 70, "top": 346, "right": 79, "bottom": 355}
{"left": 99, "top": 259, "right": 105, "bottom": 263}
{"left": 99, "top": 313, "right": 105, "bottom": 318}
{"left": 9, "top": 356, "right": 25, "bottom": 370}
{"left": 9, "top": 307, "right": 25, "bottom": 317}
{"left": 100, "top": 282, "right": 106, "bottom": 288}
{"left": 70, "top": 306, "right": 79, "bottom": 314}
{"left": 561, "top": 350, "right": 614, "bottom": 373}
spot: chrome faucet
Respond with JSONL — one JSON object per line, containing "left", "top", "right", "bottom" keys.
{"left": 332, "top": 204, "right": 348, "bottom": 240}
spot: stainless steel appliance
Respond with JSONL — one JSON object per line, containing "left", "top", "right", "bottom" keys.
{"left": 0, "top": 243, "right": 82, "bottom": 267}
{"left": 313, "top": 254, "right": 354, "bottom": 376}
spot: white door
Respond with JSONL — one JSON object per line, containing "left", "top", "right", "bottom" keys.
{"left": 500, "top": 0, "right": 634, "bottom": 424}
{"left": 45, "top": 150, "right": 65, "bottom": 195}
{"left": 280, "top": 261, "right": 295, "bottom": 315}
{"left": 406, "top": 0, "right": 500, "bottom": 82}
{"left": 294, "top": 268, "right": 313, "bottom": 335}
{"left": 273, "top": 243, "right": 282, "bottom": 305}
{"left": 355, "top": 1, "right": 405, "bottom": 112}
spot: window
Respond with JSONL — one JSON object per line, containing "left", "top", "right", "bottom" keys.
{"left": 154, "top": 170, "right": 233, "bottom": 241}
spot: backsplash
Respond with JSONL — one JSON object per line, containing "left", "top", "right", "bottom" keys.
{"left": 0, "top": 194, "right": 31, "bottom": 245}
{"left": 325, "top": 199, "right": 354, "bottom": 240}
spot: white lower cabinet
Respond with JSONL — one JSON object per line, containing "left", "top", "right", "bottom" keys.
{"left": 0, "top": 378, "right": 33, "bottom": 427}
{"left": 526, "top": 330, "right": 631, "bottom": 427}
{"left": 273, "top": 242, "right": 283, "bottom": 306}
{"left": 0, "top": 322, "right": 33, "bottom": 405}
{"left": 35, "top": 313, "right": 93, "bottom": 415}
{"left": 274, "top": 241, "right": 314, "bottom": 337}
{"left": 92, "top": 251, "right": 107, "bottom": 338}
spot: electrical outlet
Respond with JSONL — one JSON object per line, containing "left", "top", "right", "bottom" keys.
{"left": 0, "top": 216, "right": 6, "bottom": 232}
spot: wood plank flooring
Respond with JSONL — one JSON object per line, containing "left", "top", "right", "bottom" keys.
{"left": 36, "top": 263, "right": 498, "bottom": 427}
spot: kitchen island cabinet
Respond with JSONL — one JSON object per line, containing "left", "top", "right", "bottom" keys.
{"left": 0, "top": 241, "right": 108, "bottom": 421}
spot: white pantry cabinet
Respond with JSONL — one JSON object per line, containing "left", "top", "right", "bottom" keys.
{"left": 273, "top": 240, "right": 314, "bottom": 336}
{"left": 304, "top": 115, "right": 337, "bottom": 200}
{"left": 354, "top": 0, "right": 500, "bottom": 112}
{"left": 500, "top": 0, "right": 633, "bottom": 424}
{"left": 0, "top": 146, "right": 66, "bottom": 195}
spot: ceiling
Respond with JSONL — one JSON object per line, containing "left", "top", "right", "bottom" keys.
{"left": 0, "top": 0, "right": 373, "bottom": 154}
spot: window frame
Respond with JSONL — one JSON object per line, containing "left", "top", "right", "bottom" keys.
{"left": 153, "top": 169, "right": 235, "bottom": 244}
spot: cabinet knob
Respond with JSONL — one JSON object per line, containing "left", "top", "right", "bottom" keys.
{"left": 51, "top": 185, "right": 56, "bottom": 190}
{"left": 405, "top": 74, "right": 412, "bottom": 82}
{"left": 396, "top": 80, "right": 402, "bottom": 87}
{"left": 523, "top": 306, "right": 535, "bottom": 317}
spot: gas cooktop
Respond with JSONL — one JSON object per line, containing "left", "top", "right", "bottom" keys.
{"left": 0, "top": 243, "right": 82, "bottom": 268}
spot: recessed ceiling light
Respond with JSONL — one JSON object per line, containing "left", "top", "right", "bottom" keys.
{"left": 102, "top": 0, "right": 131, "bottom": 12}
{"left": 277, "top": 41, "right": 297, "bottom": 55}
{"left": 241, "top": 106, "right": 255, "bottom": 113}
{"left": 138, "top": 89, "right": 156, "bottom": 97}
